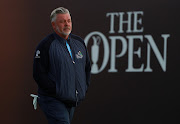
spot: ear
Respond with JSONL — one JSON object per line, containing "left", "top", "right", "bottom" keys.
{"left": 51, "top": 22, "right": 56, "bottom": 31}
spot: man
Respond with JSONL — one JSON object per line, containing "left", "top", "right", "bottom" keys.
{"left": 33, "top": 7, "right": 91, "bottom": 124}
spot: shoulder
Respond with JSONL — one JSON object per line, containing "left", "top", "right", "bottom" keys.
{"left": 70, "top": 33, "right": 86, "bottom": 47}
{"left": 36, "top": 33, "right": 55, "bottom": 51}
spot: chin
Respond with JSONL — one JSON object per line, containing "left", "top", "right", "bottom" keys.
{"left": 62, "top": 31, "right": 71, "bottom": 36}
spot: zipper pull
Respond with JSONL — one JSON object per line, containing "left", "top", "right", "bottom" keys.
{"left": 73, "top": 61, "right": 75, "bottom": 64}
{"left": 76, "top": 90, "right": 78, "bottom": 106}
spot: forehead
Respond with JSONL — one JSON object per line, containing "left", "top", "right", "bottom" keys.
{"left": 56, "top": 13, "right": 71, "bottom": 20}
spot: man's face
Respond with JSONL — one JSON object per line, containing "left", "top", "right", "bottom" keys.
{"left": 52, "top": 13, "right": 72, "bottom": 37}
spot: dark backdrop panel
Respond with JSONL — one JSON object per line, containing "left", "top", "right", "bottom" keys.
{"left": 0, "top": 0, "right": 179, "bottom": 124}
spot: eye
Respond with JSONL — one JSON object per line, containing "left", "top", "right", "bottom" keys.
{"left": 68, "top": 19, "right": 71, "bottom": 23}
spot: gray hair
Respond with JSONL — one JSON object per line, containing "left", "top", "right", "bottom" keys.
{"left": 50, "top": 7, "right": 70, "bottom": 22}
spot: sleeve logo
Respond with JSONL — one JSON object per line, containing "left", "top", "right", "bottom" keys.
{"left": 35, "top": 50, "right": 40, "bottom": 58}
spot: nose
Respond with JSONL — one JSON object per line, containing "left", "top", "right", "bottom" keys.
{"left": 64, "top": 20, "right": 70, "bottom": 26}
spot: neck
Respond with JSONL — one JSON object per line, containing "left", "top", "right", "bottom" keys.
{"left": 55, "top": 31, "right": 69, "bottom": 40}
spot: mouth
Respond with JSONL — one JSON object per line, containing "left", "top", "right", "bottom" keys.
{"left": 64, "top": 27, "right": 71, "bottom": 31}
{"left": 62, "top": 27, "right": 71, "bottom": 35}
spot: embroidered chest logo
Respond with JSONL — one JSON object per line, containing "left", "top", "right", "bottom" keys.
{"left": 76, "top": 51, "right": 83, "bottom": 59}
{"left": 35, "top": 50, "right": 40, "bottom": 58}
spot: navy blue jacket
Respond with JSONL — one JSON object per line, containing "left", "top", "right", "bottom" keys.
{"left": 33, "top": 32, "right": 91, "bottom": 106}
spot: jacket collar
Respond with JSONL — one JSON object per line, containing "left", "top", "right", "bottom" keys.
{"left": 53, "top": 32, "right": 72, "bottom": 45}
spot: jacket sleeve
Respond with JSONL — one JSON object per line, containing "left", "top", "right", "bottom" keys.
{"left": 85, "top": 48, "right": 91, "bottom": 87}
{"left": 33, "top": 41, "right": 56, "bottom": 95}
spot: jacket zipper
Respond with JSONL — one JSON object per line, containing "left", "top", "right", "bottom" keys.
{"left": 73, "top": 61, "right": 78, "bottom": 106}
{"left": 69, "top": 45, "right": 78, "bottom": 106}
{"left": 65, "top": 41, "right": 78, "bottom": 106}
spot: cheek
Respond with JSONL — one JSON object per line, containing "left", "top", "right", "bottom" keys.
{"left": 57, "top": 24, "right": 64, "bottom": 30}
{"left": 70, "top": 23, "right": 72, "bottom": 28}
